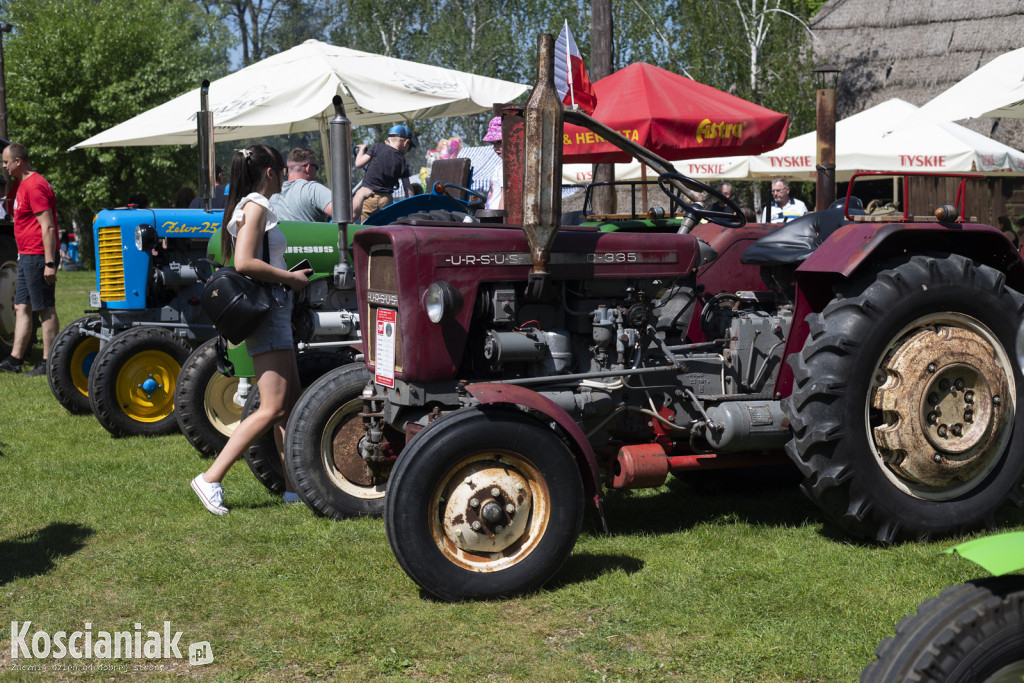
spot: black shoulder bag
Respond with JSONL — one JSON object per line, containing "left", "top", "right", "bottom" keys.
{"left": 201, "top": 231, "right": 274, "bottom": 344}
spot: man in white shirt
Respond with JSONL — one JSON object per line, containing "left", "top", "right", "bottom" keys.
{"left": 764, "top": 178, "right": 808, "bottom": 223}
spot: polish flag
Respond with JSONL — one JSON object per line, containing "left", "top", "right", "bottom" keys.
{"left": 553, "top": 21, "right": 597, "bottom": 115}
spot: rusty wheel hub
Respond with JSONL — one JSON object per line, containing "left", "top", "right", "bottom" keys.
{"left": 872, "top": 323, "right": 1012, "bottom": 493}
{"left": 321, "top": 397, "right": 386, "bottom": 498}
{"left": 442, "top": 463, "right": 533, "bottom": 553}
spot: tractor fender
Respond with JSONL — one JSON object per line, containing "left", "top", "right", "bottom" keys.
{"left": 794, "top": 221, "right": 1024, "bottom": 311}
{"left": 465, "top": 382, "right": 607, "bottom": 528}
{"left": 944, "top": 531, "right": 1024, "bottom": 577}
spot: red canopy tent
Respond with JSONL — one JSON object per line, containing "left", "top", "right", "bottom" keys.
{"left": 563, "top": 63, "right": 789, "bottom": 164}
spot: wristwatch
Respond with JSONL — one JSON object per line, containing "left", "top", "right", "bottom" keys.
{"left": 45, "top": 261, "right": 57, "bottom": 269}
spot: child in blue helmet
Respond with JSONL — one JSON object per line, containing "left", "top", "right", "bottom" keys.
{"left": 353, "top": 124, "right": 415, "bottom": 222}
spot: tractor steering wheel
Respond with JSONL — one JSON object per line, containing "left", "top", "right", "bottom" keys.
{"left": 657, "top": 172, "right": 745, "bottom": 228}
{"left": 433, "top": 181, "right": 487, "bottom": 210}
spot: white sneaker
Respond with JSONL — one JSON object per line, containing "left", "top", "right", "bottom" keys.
{"left": 282, "top": 491, "right": 301, "bottom": 504}
{"left": 191, "top": 474, "right": 228, "bottom": 515}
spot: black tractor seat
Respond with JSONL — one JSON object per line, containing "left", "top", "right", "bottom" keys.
{"left": 741, "top": 205, "right": 866, "bottom": 267}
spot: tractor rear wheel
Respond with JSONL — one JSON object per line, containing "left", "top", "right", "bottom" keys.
{"left": 47, "top": 315, "right": 102, "bottom": 414}
{"left": 0, "top": 233, "right": 17, "bottom": 357}
{"left": 175, "top": 338, "right": 242, "bottom": 458}
{"left": 786, "top": 254, "right": 1024, "bottom": 543}
{"left": 862, "top": 576, "right": 1024, "bottom": 682}
{"left": 385, "top": 407, "right": 584, "bottom": 601}
{"left": 87, "top": 327, "right": 192, "bottom": 437}
{"left": 242, "top": 350, "right": 352, "bottom": 494}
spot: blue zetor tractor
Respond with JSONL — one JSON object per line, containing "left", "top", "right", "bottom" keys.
{"left": 46, "top": 207, "right": 221, "bottom": 436}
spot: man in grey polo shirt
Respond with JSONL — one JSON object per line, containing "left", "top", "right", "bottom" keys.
{"left": 270, "top": 147, "right": 333, "bottom": 222}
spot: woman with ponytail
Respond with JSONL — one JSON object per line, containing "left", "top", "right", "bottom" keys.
{"left": 191, "top": 145, "right": 313, "bottom": 515}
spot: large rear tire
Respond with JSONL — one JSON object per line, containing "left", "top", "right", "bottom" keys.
{"left": 862, "top": 576, "right": 1024, "bottom": 682}
{"left": 242, "top": 351, "right": 353, "bottom": 494}
{"left": 175, "top": 338, "right": 242, "bottom": 458}
{"left": 786, "top": 254, "right": 1024, "bottom": 543}
{"left": 0, "top": 233, "right": 17, "bottom": 357}
{"left": 385, "top": 407, "right": 584, "bottom": 601}
{"left": 47, "top": 315, "right": 102, "bottom": 414}
{"left": 87, "top": 327, "right": 193, "bottom": 437}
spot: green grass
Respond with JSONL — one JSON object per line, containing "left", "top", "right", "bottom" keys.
{"left": 1, "top": 270, "right": 1023, "bottom": 680}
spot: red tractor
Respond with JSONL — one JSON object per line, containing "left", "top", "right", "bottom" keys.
{"left": 292, "top": 36, "right": 1024, "bottom": 601}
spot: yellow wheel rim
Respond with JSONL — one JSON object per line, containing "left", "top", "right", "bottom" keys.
{"left": 204, "top": 374, "right": 242, "bottom": 437}
{"left": 70, "top": 337, "right": 100, "bottom": 397}
{"left": 113, "top": 350, "right": 181, "bottom": 423}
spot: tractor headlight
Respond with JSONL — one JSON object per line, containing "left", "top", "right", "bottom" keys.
{"left": 135, "top": 224, "right": 158, "bottom": 252}
{"left": 424, "top": 281, "right": 461, "bottom": 323}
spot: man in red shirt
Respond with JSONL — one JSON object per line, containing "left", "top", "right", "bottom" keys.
{"left": 0, "top": 143, "right": 59, "bottom": 375}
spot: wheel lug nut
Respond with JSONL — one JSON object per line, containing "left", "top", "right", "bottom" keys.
{"left": 933, "top": 453, "right": 942, "bottom": 463}
{"left": 505, "top": 503, "right": 515, "bottom": 514}
{"left": 994, "top": 396, "right": 1001, "bottom": 405}
{"left": 927, "top": 411, "right": 939, "bottom": 425}
{"left": 965, "top": 410, "right": 974, "bottom": 422}
{"left": 965, "top": 391, "right": 974, "bottom": 404}
{"left": 469, "top": 498, "right": 479, "bottom": 508}
{"left": 927, "top": 363, "right": 937, "bottom": 373}
{"left": 954, "top": 378, "right": 965, "bottom": 390}
{"left": 516, "top": 483, "right": 524, "bottom": 492}
{"left": 481, "top": 501, "right": 503, "bottom": 524}
{"left": 494, "top": 525, "right": 503, "bottom": 533}
{"left": 937, "top": 424, "right": 948, "bottom": 438}
{"left": 491, "top": 487, "right": 501, "bottom": 498}
{"left": 471, "top": 521, "right": 482, "bottom": 531}
{"left": 939, "top": 379, "right": 950, "bottom": 391}
{"left": 952, "top": 424, "right": 963, "bottom": 437}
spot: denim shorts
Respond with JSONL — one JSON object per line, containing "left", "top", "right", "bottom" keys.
{"left": 245, "top": 285, "right": 294, "bottom": 357}
{"left": 15, "top": 254, "right": 56, "bottom": 310}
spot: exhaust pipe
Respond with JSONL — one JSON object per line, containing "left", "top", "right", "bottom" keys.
{"left": 522, "top": 34, "right": 563, "bottom": 299}
{"left": 196, "top": 80, "right": 215, "bottom": 213}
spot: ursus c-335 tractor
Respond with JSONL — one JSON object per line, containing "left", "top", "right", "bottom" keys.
{"left": 341, "top": 35, "right": 1024, "bottom": 601}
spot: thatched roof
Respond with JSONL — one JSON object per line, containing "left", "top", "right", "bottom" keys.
{"left": 810, "top": 0, "right": 1024, "bottom": 149}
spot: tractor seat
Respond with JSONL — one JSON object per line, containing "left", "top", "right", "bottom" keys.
{"left": 741, "top": 203, "right": 865, "bottom": 267}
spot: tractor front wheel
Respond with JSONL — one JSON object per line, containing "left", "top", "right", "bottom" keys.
{"left": 786, "top": 254, "right": 1024, "bottom": 543}
{"left": 385, "top": 407, "right": 584, "bottom": 601}
{"left": 175, "top": 338, "right": 242, "bottom": 457}
{"left": 47, "top": 315, "right": 102, "bottom": 414}
{"left": 282, "top": 363, "right": 379, "bottom": 514}
{"left": 87, "top": 327, "right": 192, "bottom": 437}
{"left": 0, "top": 234, "right": 16, "bottom": 357}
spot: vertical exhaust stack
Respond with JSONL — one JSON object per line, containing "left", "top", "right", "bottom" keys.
{"left": 522, "top": 34, "right": 563, "bottom": 299}
{"left": 196, "top": 80, "right": 215, "bottom": 213}
{"left": 329, "top": 95, "right": 353, "bottom": 230}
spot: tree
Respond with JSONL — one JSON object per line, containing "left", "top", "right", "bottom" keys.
{"left": 2, "top": 0, "right": 229, "bottom": 263}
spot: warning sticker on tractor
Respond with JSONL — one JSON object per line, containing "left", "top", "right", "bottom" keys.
{"left": 374, "top": 308, "right": 397, "bottom": 388}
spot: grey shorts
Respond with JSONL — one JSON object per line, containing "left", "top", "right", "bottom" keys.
{"left": 245, "top": 285, "right": 294, "bottom": 357}
{"left": 15, "top": 254, "right": 56, "bottom": 310}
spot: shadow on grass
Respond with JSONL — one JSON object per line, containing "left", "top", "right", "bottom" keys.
{"left": 594, "top": 464, "right": 822, "bottom": 537}
{"left": 546, "top": 552, "right": 644, "bottom": 590}
{"left": 0, "top": 522, "right": 94, "bottom": 585}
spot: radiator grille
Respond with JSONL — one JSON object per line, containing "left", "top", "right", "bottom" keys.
{"left": 97, "top": 227, "right": 126, "bottom": 301}
{"left": 367, "top": 246, "right": 401, "bottom": 373}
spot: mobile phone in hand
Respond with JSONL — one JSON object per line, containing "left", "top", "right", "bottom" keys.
{"left": 289, "top": 258, "right": 311, "bottom": 272}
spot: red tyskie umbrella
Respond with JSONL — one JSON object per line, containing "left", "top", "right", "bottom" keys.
{"left": 563, "top": 63, "right": 789, "bottom": 163}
